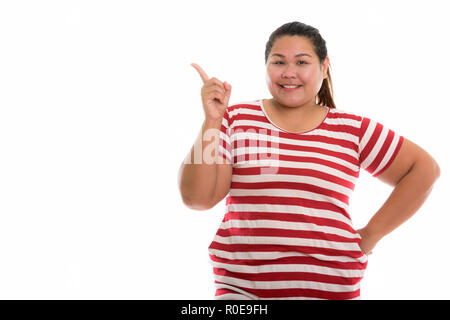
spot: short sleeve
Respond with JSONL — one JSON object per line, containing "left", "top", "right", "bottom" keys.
{"left": 358, "top": 117, "right": 404, "bottom": 177}
{"left": 218, "top": 108, "right": 233, "bottom": 165}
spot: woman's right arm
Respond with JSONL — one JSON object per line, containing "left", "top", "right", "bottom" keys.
{"left": 177, "top": 64, "right": 233, "bottom": 210}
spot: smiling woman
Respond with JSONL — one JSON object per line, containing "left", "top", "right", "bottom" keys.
{"left": 265, "top": 22, "right": 335, "bottom": 110}
{"left": 178, "top": 21, "right": 440, "bottom": 300}
{"left": 263, "top": 35, "right": 330, "bottom": 133}
{"left": 265, "top": 36, "right": 329, "bottom": 111}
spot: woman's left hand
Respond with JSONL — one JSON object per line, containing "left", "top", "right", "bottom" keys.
{"left": 356, "top": 227, "right": 380, "bottom": 256}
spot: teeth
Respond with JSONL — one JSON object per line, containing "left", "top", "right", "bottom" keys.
{"left": 282, "top": 85, "right": 300, "bottom": 88}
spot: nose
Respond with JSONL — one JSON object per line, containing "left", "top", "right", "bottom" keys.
{"left": 281, "top": 63, "right": 297, "bottom": 78}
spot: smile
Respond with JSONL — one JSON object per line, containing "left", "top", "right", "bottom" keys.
{"left": 279, "top": 84, "right": 303, "bottom": 90}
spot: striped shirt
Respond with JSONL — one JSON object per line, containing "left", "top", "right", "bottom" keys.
{"left": 210, "top": 99, "right": 403, "bottom": 300}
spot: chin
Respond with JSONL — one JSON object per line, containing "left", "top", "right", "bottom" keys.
{"left": 274, "top": 96, "right": 305, "bottom": 107}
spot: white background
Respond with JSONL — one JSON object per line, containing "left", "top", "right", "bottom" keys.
{"left": 0, "top": 0, "right": 448, "bottom": 299}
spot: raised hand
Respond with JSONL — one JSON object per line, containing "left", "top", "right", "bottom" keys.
{"left": 191, "top": 63, "right": 232, "bottom": 122}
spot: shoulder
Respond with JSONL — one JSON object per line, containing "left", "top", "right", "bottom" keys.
{"left": 227, "top": 99, "right": 261, "bottom": 113}
{"left": 327, "top": 107, "right": 363, "bottom": 122}
{"left": 325, "top": 107, "right": 366, "bottom": 133}
{"left": 224, "top": 99, "right": 263, "bottom": 125}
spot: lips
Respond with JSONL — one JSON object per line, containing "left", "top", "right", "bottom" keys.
{"left": 278, "top": 84, "right": 303, "bottom": 90}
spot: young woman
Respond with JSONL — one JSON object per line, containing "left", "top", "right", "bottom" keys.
{"left": 178, "top": 21, "right": 440, "bottom": 300}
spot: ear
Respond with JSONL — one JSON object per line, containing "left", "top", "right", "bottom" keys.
{"left": 322, "top": 56, "right": 330, "bottom": 79}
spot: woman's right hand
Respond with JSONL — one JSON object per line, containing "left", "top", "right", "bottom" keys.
{"left": 191, "top": 63, "right": 232, "bottom": 122}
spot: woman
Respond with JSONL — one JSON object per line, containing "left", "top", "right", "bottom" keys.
{"left": 178, "top": 21, "right": 440, "bottom": 300}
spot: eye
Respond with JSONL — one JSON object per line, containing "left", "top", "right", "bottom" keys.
{"left": 273, "top": 61, "right": 284, "bottom": 65}
{"left": 297, "top": 60, "right": 307, "bottom": 65}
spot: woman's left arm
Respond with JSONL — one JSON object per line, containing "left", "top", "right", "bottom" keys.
{"left": 357, "top": 138, "right": 441, "bottom": 254}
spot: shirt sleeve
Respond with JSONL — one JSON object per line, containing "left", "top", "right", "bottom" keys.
{"left": 358, "top": 116, "right": 404, "bottom": 177}
{"left": 218, "top": 107, "right": 233, "bottom": 165}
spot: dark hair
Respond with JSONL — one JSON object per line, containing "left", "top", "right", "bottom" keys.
{"left": 265, "top": 21, "right": 336, "bottom": 108}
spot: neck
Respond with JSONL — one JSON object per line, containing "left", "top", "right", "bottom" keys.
{"left": 271, "top": 98, "right": 318, "bottom": 115}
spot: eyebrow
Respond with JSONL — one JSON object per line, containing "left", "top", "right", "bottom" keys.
{"left": 271, "top": 53, "right": 312, "bottom": 58}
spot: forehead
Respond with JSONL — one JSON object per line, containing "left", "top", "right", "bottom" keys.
{"left": 269, "top": 35, "right": 316, "bottom": 58}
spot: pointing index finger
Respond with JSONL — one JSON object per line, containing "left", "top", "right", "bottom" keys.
{"left": 191, "top": 63, "right": 209, "bottom": 83}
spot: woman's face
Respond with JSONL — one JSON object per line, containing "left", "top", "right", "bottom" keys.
{"left": 266, "top": 35, "right": 329, "bottom": 108}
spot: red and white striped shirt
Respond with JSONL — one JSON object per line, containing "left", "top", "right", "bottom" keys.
{"left": 210, "top": 99, "right": 403, "bottom": 300}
